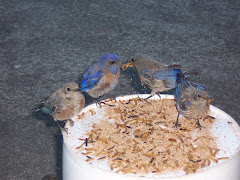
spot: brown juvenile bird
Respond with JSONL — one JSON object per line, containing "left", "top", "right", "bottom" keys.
{"left": 40, "top": 82, "right": 85, "bottom": 132}
{"left": 122, "top": 54, "right": 182, "bottom": 99}
{"left": 174, "top": 69, "right": 213, "bottom": 129}
{"left": 123, "top": 54, "right": 198, "bottom": 99}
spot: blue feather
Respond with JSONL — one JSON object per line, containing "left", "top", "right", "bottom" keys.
{"left": 141, "top": 67, "right": 177, "bottom": 83}
{"left": 40, "top": 102, "right": 53, "bottom": 114}
{"left": 174, "top": 69, "right": 207, "bottom": 90}
{"left": 41, "top": 107, "right": 51, "bottom": 114}
{"left": 174, "top": 69, "right": 186, "bottom": 85}
{"left": 189, "top": 81, "right": 207, "bottom": 90}
{"left": 99, "top": 53, "right": 119, "bottom": 62}
{"left": 80, "top": 70, "right": 103, "bottom": 91}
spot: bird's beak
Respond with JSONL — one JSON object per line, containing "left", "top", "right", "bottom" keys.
{"left": 122, "top": 62, "right": 134, "bottom": 71}
{"left": 207, "top": 97, "right": 213, "bottom": 106}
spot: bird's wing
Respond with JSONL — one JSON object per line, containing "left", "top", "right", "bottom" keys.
{"left": 80, "top": 64, "right": 104, "bottom": 91}
{"left": 40, "top": 90, "right": 65, "bottom": 114}
{"left": 39, "top": 101, "right": 53, "bottom": 114}
{"left": 140, "top": 65, "right": 180, "bottom": 89}
{"left": 179, "top": 93, "right": 191, "bottom": 111}
{"left": 174, "top": 69, "right": 191, "bottom": 111}
{"left": 149, "top": 64, "right": 180, "bottom": 80}
{"left": 188, "top": 81, "right": 207, "bottom": 90}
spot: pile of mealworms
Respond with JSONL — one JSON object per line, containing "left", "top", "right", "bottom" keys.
{"left": 76, "top": 98, "right": 228, "bottom": 175}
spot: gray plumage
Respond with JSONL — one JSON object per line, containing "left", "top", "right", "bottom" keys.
{"left": 124, "top": 54, "right": 181, "bottom": 97}
{"left": 174, "top": 69, "right": 213, "bottom": 128}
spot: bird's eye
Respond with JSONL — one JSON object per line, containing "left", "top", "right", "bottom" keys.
{"left": 131, "top": 58, "right": 135, "bottom": 62}
{"left": 197, "top": 94, "right": 201, "bottom": 98}
{"left": 67, "top": 88, "right": 71, "bottom": 91}
{"left": 110, "top": 60, "right": 115, "bottom": 64}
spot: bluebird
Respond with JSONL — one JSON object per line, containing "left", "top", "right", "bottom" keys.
{"left": 80, "top": 53, "right": 121, "bottom": 99}
{"left": 40, "top": 82, "right": 85, "bottom": 132}
{"left": 122, "top": 54, "right": 184, "bottom": 99}
{"left": 173, "top": 69, "right": 213, "bottom": 129}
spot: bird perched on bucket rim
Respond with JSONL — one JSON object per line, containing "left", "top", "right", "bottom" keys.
{"left": 122, "top": 54, "right": 183, "bottom": 99}
{"left": 173, "top": 69, "right": 213, "bottom": 129}
{"left": 39, "top": 82, "right": 85, "bottom": 132}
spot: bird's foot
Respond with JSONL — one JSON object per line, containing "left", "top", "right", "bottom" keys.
{"left": 156, "top": 93, "right": 161, "bottom": 100}
{"left": 173, "top": 121, "right": 181, "bottom": 128}
{"left": 173, "top": 114, "right": 180, "bottom": 128}
{"left": 195, "top": 119, "right": 204, "bottom": 130}
{"left": 137, "top": 95, "right": 152, "bottom": 104}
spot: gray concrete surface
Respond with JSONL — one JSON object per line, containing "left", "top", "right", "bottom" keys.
{"left": 1, "top": 0, "right": 240, "bottom": 179}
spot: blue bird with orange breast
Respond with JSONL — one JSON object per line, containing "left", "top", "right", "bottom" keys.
{"left": 173, "top": 69, "right": 213, "bottom": 129}
{"left": 80, "top": 53, "right": 121, "bottom": 99}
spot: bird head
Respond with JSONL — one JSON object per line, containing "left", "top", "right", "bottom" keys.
{"left": 122, "top": 54, "right": 151, "bottom": 71}
{"left": 62, "top": 83, "right": 80, "bottom": 93}
{"left": 98, "top": 53, "right": 122, "bottom": 74}
{"left": 192, "top": 89, "right": 213, "bottom": 107}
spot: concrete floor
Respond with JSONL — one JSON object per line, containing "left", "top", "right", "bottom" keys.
{"left": 1, "top": 1, "right": 240, "bottom": 179}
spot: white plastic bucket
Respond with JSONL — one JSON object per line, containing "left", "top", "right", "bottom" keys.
{"left": 62, "top": 94, "right": 240, "bottom": 180}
